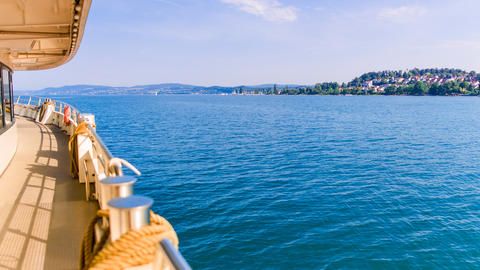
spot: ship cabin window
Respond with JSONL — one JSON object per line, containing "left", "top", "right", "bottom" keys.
{"left": 0, "top": 64, "right": 14, "bottom": 129}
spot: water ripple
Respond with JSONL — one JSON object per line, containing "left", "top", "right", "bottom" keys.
{"left": 67, "top": 95, "right": 480, "bottom": 269}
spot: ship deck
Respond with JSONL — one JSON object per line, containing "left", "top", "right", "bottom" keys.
{"left": 0, "top": 117, "right": 97, "bottom": 270}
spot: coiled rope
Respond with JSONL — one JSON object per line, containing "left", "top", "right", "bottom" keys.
{"left": 80, "top": 210, "right": 110, "bottom": 270}
{"left": 81, "top": 210, "right": 178, "bottom": 270}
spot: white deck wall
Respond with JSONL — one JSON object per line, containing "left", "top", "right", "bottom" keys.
{"left": 0, "top": 122, "right": 17, "bottom": 175}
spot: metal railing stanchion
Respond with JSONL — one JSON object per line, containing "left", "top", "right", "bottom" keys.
{"left": 99, "top": 176, "right": 136, "bottom": 210}
{"left": 107, "top": 195, "right": 153, "bottom": 241}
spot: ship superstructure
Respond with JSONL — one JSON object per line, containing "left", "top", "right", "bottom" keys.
{"left": 0, "top": 1, "right": 188, "bottom": 269}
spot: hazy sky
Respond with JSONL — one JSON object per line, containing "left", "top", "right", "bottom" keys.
{"left": 14, "top": 0, "right": 480, "bottom": 90}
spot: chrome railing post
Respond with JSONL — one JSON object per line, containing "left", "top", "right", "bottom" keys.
{"left": 99, "top": 176, "right": 136, "bottom": 210}
{"left": 108, "top": 195, "right": 153, "bottom": 241}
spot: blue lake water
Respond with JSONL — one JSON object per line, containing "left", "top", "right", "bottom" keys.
{"left": 65, "top": 95, "right": 480, "bottom": 269}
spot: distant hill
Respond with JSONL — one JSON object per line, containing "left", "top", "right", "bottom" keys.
{"left": 22, "top": 68, "right": 479, "bottom": 97}
{"left": 20, "top": 83, "right": 302, "bottom": 96}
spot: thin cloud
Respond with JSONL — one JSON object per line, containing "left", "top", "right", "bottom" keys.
{"left": 221, "top": 0, "right": 297, "bottom": 22}
{"left": 152, "top": 0, "right": 183, "bottom": 7}
{"left": 378, "top": 5, "right": 427, "bottom": 23}
{"left": 440, "top": 40, "right": 480, "bottom": 50}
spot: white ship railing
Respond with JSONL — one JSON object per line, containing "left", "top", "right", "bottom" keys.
{"left": 14, "top": 96, "right": 190, "bottom": 270}
{"left": 15, "top": 95, "right": 81, "bottom": 132}
{"left": 14, "top": 95, "right": 135, "bottom": 196}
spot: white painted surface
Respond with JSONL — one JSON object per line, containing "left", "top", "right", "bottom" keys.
{"left": 40, "top": 104, "right": 55, "bottom": 124}
{"left": 0, "top": 122, "right": 17, "bottom": 175}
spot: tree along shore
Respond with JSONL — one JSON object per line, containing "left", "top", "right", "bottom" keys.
{"left": 233, "top": 68, "right": 480, "bottom": 96}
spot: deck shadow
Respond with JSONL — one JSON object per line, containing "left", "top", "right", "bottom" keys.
{"left": 0, "top": 118, "right": 97, "bottom": 270}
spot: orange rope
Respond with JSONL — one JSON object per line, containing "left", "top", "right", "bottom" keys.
{"left": 88, "top": 211, "right": 179, "bottom": 270}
